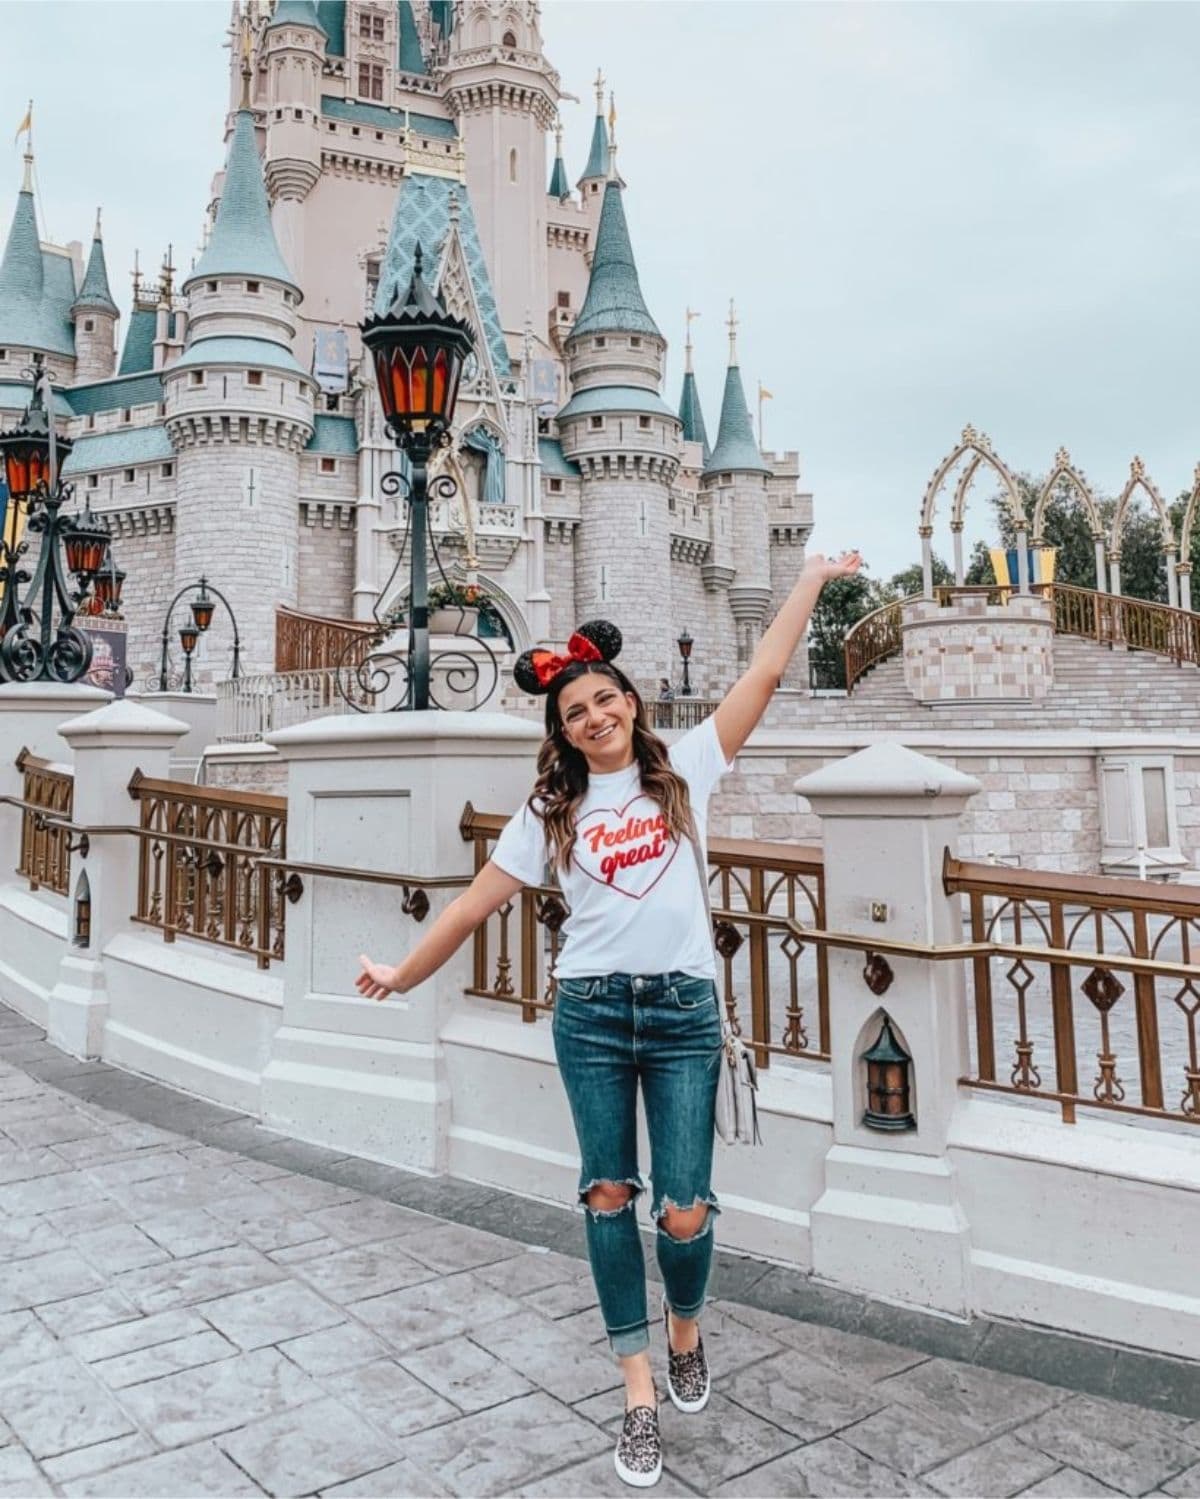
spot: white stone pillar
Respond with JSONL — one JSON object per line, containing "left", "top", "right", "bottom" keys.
{"left": 1014, "top": 524, "right": 1031, "bottom": 594}
{"left": 919, "top": 528, "right": 934, "bottom": 598}
{"left": 1180, "top": 564, "right": 1193, "bottom": 615}
{"left": 260, "top": 710, "right": 542, "bottom": 1172}
{"left": 1110, "top": 554, "right": 1122, "bottom": 598}
{"left": 1094, "top": 535, "right": 1108, "bottom": 593}
{"left": 1166, "top": 548, "right": 1179, "bottom": 609}
{"left": 0, "top": 683, "right": 110, "bottom": 883}
{"left": 47, "top": 701, "right": 188, "bottom": 1057}
{"left": 797, "top": 742, "right": 980, "bottom": 1317}
{"left": 951, "top": 523, "right": 965, "bottom": 586}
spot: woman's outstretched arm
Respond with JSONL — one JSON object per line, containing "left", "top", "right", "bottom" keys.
{"left": 356, "top": 859, "right": 524, "bottom": 999}
{"left": 712, "top": 551, "right": 862, "bottom": 762}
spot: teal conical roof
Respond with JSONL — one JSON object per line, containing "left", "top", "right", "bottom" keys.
{"left": 704, "top": 363, "right": 769, "bottom": 475}
{"left": 398, "top": 0, "right": 426, "bottom": 73}
{"left": 579, "top": 110, "right": 609, "bottom": 183}
{"left": 430, "top": 0, "right": 453, "bottom": 35}
{"left": 73, "top": 220, "right": 118, "bottom": 317}
{"left": 678, "top": 369, "right": 709, "bottom": 456}
{"left": 570, "top": 179, "right": 659, "bottom": 340}
{"left": 265, "top": 0, "right": 325, "bottom": 33}
{"left": 185, "top": 109, "right": 298, "bottom": 292}
{"left": 0, "top": 170, "right": 46, "bottom": 350}
{"left": 548, "top": 132, "right": 570, "bottom": 200}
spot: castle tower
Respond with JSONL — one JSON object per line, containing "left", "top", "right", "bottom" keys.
{"left": 0, "top": 152, "right": 76, "bottom": 386}
{"left": 164, "top": 67, "right": 315, "bottom": 677}
{"left": 70, "top": 211, "right": 119, "bottom": 383}
{"left": 558, "top": 137, "right": 680, "bottom": 683}
{"left": 548, "top": 118, "right": 570, "bottom": 202}
{"left": 442, "top": 0, "right": 560, "bottom": 359}
{"left": 702, "top": 303, "right": 773, "bottom": 669}
{"left": 261, "top": 0, "right": 326, "bottom": 290}
{"left": 576, "top": 69, "right": 610, "bottom": 216}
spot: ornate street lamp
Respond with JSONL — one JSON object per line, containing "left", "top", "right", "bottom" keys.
{"left": 677, "top": 628, "right": 694, "bottom": 697}
{"left": 0, "top": 354, "right": 111, "bottom": 684}
{"left": 157, "top": 575, "right": 241, "bottom": 694}
{"left": 360, "top": 242, "right": 475, "bottom": 710}
{"left": 862, "top": 1014, "right": 915, "bottom": 1132}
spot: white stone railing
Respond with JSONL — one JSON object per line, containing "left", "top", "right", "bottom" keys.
{"left": 216, "top": 668, "right": 364, "bottom": 743}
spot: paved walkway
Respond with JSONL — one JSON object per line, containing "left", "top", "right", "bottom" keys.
{"left": 0, "top": 1003, "right": 1199, "bottom": 1499}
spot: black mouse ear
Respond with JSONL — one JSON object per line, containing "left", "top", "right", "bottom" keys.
{"left": 513, "top": 650, "right": 549, "bottom": 696}
{"left": 575, "top": 619, "right": 622, "bottom": 663}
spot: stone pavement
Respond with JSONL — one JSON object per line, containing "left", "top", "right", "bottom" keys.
{"left": 1, "top": 1002, "right": 1199, "bottom": 1499}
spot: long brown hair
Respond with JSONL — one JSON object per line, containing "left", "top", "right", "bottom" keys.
{"left": 530, "top": 662, "right": 693, "bottom": 875}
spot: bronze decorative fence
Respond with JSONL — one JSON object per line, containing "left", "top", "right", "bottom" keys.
{"left": 648, "top": 699, "right": 722, "bottom": 732}
{"left": 459, "top": 804, "right": 830, "bottom": 1066}
{"left": 129, "top": 773, "right": 288, "bottom": 969}
{"left": 944, "top": 852, "right": 1200, "bottom": 1124}
{"left": 1049, "top": 582, "right": 1200, "bottom": 667}
{"left": 843, "top": 598, "right": 903, "bottom": 693}
{"left": 14, "top": 749, "right": 73, "bottom": 895}
{"left": 275, "top": 604, "right": 377, "bottom": 674}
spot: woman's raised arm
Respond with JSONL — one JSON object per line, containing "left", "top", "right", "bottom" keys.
{"left": 356, "top": 858, "right": 525, "bottom": 1000}
{"left": 712, "top": 551, "right": 862, "bottom": 762}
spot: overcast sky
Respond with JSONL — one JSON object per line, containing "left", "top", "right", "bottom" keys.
{"left": 5, "top": 1, "right": 1199, "bottom": 577}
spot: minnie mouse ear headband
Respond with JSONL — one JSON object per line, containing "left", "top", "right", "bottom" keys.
{"left": 513, "top": 619, "right": 623, "bottom": 695}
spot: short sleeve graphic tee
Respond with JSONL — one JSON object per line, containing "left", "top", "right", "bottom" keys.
{"left": 491, "top": 715, "right": 734, "bottom": 979}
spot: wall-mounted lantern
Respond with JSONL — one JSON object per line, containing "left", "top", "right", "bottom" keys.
{"left": 862, "top": 1014, "right": 915, "bottom": 1131}
{"left": 72, "top": 870, "right": 91, "bottom": 949}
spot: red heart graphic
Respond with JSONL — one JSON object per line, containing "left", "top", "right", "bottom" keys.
{"left": 573, "top": 794, "right": 679, "bottom": 901}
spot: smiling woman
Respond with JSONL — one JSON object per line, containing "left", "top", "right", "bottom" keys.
{"left": 354, "top": 551, "right": 860, "bottom": 1488}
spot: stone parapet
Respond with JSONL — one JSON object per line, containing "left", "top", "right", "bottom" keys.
{"left": 902, "top": 593, "right": 1054, "bottom": 703}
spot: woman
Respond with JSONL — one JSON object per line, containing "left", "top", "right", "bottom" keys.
{"left": 357, "top": 551, "right": 861, "bottom": 1487}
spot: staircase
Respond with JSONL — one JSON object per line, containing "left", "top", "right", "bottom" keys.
{"left": 773, "top": 636, "right": 1200, "bottom": 733}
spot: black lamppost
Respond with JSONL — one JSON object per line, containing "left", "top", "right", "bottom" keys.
{"left": 677, "top": 628, "right": 694, "bottom": 697}
{"left": 157, "top": 576, "right": 240, "bottom": 693}
{"left": 360, "top": 243, "right": 475, "bottom": 711}
{"left": 0, "top": 353, "right": 111, "bottom": 684}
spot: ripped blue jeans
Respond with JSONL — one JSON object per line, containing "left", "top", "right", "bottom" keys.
{"left": 552, "top": 971, "right": 722, "bottom": 1356}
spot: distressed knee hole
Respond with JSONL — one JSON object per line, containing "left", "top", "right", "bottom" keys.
{"left": 653, "top": 1193, "right": 720, "bottom": 1242}
{"left": 581, "top": 1178, "right": 642, "bottom": 1219}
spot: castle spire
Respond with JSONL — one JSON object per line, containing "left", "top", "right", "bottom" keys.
{"left": 184, "top": 71, "right": 298, "bottom": 293}
{"left": 578, "top": 66, "right": 609, "bottom": 184}
{"left": 704, "top": 300, "right": 769, "bottom": 476}
{"left": 678, "top": 307, "right": 709, "bottom": 455}
{"left": 0, "top": 152, "right": 47, "bottom": 350}
{"left": 570, "top": 157, "right": 660, "bottom": 339}
{"left": 265, "top": 0, "right": 325, "bottom": 34}
{"left": 548, "top": 118, "right": 570, "bottom": 200}
{"left": 72, "top": 207, "right": 119, "bottom": 317}
{"left": 398, "top": 0, "right": 427, "bottom": 75}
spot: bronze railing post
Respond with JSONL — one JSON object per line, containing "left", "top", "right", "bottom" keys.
{"left": 1132, "top": 908, "right": 1165, "bottom": 1111}
{"left": 1048, "top": 901, "right": 1078, "bottom": 1122}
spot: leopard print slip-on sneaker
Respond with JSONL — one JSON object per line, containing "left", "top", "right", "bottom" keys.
{"left": 663, "top": 1295, "right": 711, "bottom": 1414}
{"left": 614, "top": 1403, "right": 662, "bottom": 1488}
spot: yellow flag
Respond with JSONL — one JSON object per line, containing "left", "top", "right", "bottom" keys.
{"left": 608, "top": 94, "right": 617, "bottom": 131}
{"left": 13, "top": 105, "right": 31, "bottom": 146}
{"left": 759, "top": 384, "right": 774, "bottom": 401}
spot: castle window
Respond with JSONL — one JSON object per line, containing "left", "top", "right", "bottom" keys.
{"left": 360, "top": 10, "right": 385, "bottom": 38}
{"left": 86, "top": 413, "right": 96, "bottom": 429}
{"left": 123, "top": 469, "right": 135, "bottom": 484}
{"left": 594, "top": 337, "right": 606, "bottom": 349}
{"left": 294, "top": 108, "right": 304, "bottom": 121}
{"left": 365, "top": 256, "right": 381, "bottom": 305}
{"left": 549, "top": 478, "right": 563, "bottom": 494}
{"left": 276, "top": 109, "right": 283, "bottom": 121}
{"left": 325, "top": 393, "right": 341, "bottom": 412}
{"left": 121, "top": 408, "right": 131, "bottom": 424}
{"left": 630, "top": 336, "right": 641, "bottom": 348}
{"left": 206, "top": 280, "right": 217, "bottom": 292}
{"left": 0, "top": 349, "right": 7, "bottom": 360}
{"left": 320, "top": 457, "right": 337, "bottom": 474}
{"left": 351, "top": 126, "right": 361, "bottom": 136}
{"left": 375, "top": 130, "right": 384, "bottom": 141}
{"left": 639, "top": 416, "right": 651, "bottom": 430}
{"left": 668, "top": 494, "right": 676, "bottom": 513}
{"left": 509, "top": 148, "right": 518, "bottom": 184}
{"left": 557, "top": 291, "right": 570, "bottom": 308}
{"left": 328, "top": 121, "right": 336, "bottom": 131}
{"left": 590, "top": 182, "right": 598, "bottom": 194}
{"left": 247, "top": 370, "right": 263, "bottom": 387}
{"left": 161, "top": 462, "right": 174, "bottom": 478}
{"left": 589, "top": 415, "right": 604, "bottom": 431}
{"left": 87, "top": 474, "right": 98, "bottom": 489}
{"left": 358, "top": 61, "right": 384, "bottom": 100}
{"left": 246, "top": 280, "right": 260, "bottom": 293}
{"left": 721, "top": 472, "right": 732, "bottom": 484}
{"left": 83, "top": 318, "right": 95, "bottom": 332}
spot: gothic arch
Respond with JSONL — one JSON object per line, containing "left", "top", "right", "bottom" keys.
{"left": 1031, "top": 447, "right": 1103, "bottom": 543}
{"left": 919, "top": 426, "right": 1025, "bottom": 532}
{"left": 381, "top": 569, "right": 531, "bottom": 655}
{"left": 1109, "top": 456, "right": 1179, "bottom": 605}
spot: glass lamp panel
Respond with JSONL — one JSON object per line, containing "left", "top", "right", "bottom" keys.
{"left": 431, "top": 347, "right": 448, "bottom": 417}
{"left": 410, "top": 345, "right": 429, "bottom": 417}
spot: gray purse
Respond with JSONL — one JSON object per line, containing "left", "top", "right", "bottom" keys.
{"left": 686, "top": 819, "right": 762, "bottom": 1147}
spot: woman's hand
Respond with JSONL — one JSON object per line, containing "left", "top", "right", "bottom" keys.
{"left": 802, "top": 550, "right": 863, "bottom": 583}
{"left": 355, "top": 955, "right": 405, "bottom": 1001}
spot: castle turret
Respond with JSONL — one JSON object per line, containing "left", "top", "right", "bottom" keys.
{"left": 262, "top": 0, "right": 326, "bottom": 287}
{"left": 548, "top": 119, "right": 570, "bottom": 202}
{"left": 70, "top": 210, "right": 119, "bottom": 382}
{"left": 165, "top": 61, "right": 314, "bottom": 677}
{"left": 0, "top": 153, "right": 75, "bottom": 383}
{"left": 677, "top": 309, "right": 709, "bottom": 459}
{"left": 703, "top": 303, "right": 772, "bottom": 667}
{"left": 576, "top": 70, "right": 610, "bottom": 213}
{"left": 557, "top": 137, "right": 680, "bottom": 682}
{"left": 443, "top": 0, "right": 560, "bottom": 359}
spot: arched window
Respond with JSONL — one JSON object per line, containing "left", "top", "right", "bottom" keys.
{"left": 502, "top": 29, "right": 517, "bottom": 49}
{"left": 509, "top": 148, "right": 518, "bottom": 183}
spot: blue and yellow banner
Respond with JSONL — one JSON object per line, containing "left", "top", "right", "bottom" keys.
{"left": 989, "top": 547, "right": 1057, "bottom": 589}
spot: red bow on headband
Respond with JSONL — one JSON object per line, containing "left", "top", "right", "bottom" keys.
{"left": 530, "top": 631, "right": 603, "bottom": 688}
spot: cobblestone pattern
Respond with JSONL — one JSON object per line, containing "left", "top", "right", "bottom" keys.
{"left": 0, "top": 1003, "right": 1197, "bottom": 1498}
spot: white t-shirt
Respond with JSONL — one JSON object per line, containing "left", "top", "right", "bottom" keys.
{"left": 490, "top": 715, "right": 734, "bottom": 979}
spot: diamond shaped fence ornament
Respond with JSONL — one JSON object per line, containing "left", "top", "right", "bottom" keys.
{"left": 1082, "top": 966, "right": 1125, "bottom": 1013}
{"left": 1173, "top": 979, "right": 1200, "bottom": 1019}
{"left": 1006, "top": 958, "right": 1035, "bottom": 998}
{"left": 780, "top": 931, "right": 805, "bottom": 964}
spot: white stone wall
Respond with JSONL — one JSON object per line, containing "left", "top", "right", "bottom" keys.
{"left": 903, "top": 595, "right": 1056, "bottom": 702}
{"left": 574, "top": 476, "right": 674, "bottom": 681}
{"left": 541, "top": 521, "right": 577, "bottom": 642}
{"left": 298, "top": 503, "right": 356, "bottom": 616}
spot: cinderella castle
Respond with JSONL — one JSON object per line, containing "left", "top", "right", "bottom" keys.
{"left": 0, "top": 0, "right": 814, "bottom": 695}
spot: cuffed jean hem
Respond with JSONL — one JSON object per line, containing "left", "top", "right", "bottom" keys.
{"left": 663, "top": 1291, "right": 708, "bottom": 1321}
{"left": 609, "top": 1321, "right": 651, "bottom": 1357}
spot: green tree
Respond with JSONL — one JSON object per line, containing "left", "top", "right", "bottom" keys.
{"left": 887, "top": 554, "right": 952, "bottom": 599}
{"left": 807, "top": 570, "right": 885, "bottom": 689}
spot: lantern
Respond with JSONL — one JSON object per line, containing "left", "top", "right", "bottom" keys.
{"left": 862, "top": 1015, "right": 915, "bottom": 1131}
{"left": 178, "top": 624, "right": 199, "bottom": 656}
{"left": 360, "top": 242, "right": 475, "bottom": 443}
{"left": 62, "top": 503, "right": 111, "bottom": 580}
{"left": 94, "top": 561, "right": 126, "bottom": 615}
{"left": 190, "top": 578, "right": 215, "bottom": 632}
